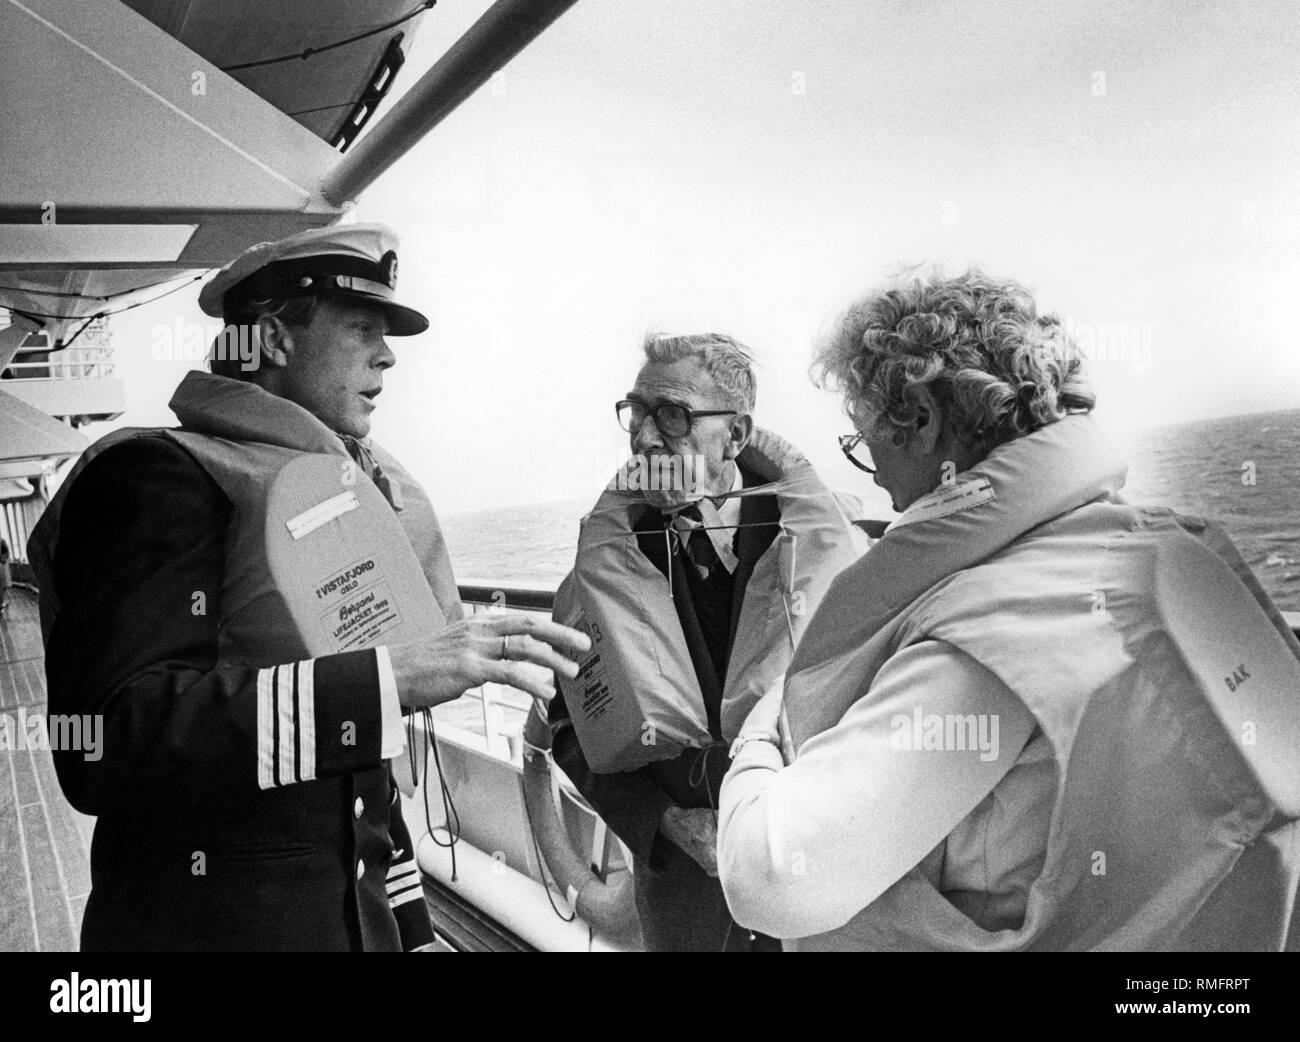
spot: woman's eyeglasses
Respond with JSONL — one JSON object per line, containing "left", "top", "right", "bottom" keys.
{"left": 838, "top": 432, "right": 876, "bottom": 474}
{"left": 616, "top": 399, "right": 737, "bottom": 438}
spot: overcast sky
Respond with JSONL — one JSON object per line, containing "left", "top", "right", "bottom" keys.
{"left": 106, "top": 0, "right": 1300, "bottom": 516}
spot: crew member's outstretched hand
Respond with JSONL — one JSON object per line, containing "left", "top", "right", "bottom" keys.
{"left": 389, "top": 612, "right": 590, "bottom": 707}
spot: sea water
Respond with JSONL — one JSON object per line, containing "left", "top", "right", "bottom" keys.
{"left": 443, "top": 408, "right": 1299, "bottom": 612}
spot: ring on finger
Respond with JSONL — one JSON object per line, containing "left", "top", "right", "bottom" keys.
{"left": 501, "top": 635, "right": 510, "bottom": 661}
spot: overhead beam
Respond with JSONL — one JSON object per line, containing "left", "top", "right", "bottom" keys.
{"left": 321, "top": 0, "right": 579, "bottom": 207}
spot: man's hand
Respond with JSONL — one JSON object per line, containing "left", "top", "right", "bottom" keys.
{"left": 388, "top": 611, "right": 590, "bottom": 709}
{"left": 660, "top": 806, "right": 719, "bottom": 877}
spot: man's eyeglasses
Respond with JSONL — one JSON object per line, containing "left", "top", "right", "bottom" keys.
{"left": 616, "top": 399, "right": 737, "bottom": 438}
{"left": 838, "top": 432, "right": 876, "bottom": 474}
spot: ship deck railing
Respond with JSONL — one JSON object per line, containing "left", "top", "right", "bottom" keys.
{"left": 3, "top": 580, "right": 1298, "bottom": 951}
{"left": 1, "top": 346, "right": 116, "bottom": 381}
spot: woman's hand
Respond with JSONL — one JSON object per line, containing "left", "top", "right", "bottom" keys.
{"left": 738, "top": 684, "right": 783, "bottom": 745}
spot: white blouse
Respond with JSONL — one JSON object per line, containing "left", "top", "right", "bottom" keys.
{"left": 718, "top": 639, "right": 1054, "bottom": 941}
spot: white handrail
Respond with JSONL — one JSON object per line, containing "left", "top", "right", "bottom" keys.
{"left": 2, "top": 351, "right": 116, "bottom": 380}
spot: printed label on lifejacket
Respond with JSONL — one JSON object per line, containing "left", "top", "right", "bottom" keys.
{"left": 286, "top": 490, "right": 359, "bottom": 540}
{"left": 566, "top": 605, "right": 614, "bottom": 724}
{"left": 315, "top": 556, "right": 403, "bottom": 650}
{"left": 889, "top": 478, "right": 995, "bottom": 530}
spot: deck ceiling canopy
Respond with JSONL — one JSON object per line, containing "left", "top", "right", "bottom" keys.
{"left": 0, "top": 0, "right": 579, "bottom": 345}
{"left": 0, "top": 0, "right": 430, "bottom": 338}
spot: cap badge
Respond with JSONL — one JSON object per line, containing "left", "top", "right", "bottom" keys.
{"left": 380, "top": 249, "right": 398, "bottom": 288}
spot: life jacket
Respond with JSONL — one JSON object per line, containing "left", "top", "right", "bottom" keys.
{"left": 779, "top": 414, "right": 1300, "bottom": 951}
{"left": 28, "top": 371, "right": 463, "bottom": 950}
{"left": 556, "top": 428, "right": 865, "bottom": 772}
{"left": 32, "top": 369, "right": 463, "bottom": 673}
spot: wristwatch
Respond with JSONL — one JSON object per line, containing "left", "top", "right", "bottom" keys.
{"left": 729, "top": 731, "right": 779, "bottom": 759}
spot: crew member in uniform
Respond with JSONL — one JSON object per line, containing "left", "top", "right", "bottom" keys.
{"left": 30, "top": 224, "right": 588, "bottom": 951}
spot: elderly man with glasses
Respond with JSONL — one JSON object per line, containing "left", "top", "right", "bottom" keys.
{"left": 546, "top": 332, "right": 863, "bottom": 952}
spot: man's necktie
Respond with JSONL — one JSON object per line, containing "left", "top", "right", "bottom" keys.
{"left": 672, "top": 502, "right": 738, "bottom": 579}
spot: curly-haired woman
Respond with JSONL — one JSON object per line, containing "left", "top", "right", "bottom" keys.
{"left": 717, "top": 270, "right": 1300, "bottom": 951}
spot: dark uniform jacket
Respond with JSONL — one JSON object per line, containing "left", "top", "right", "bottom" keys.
{"left": 29, "top": 373, "right": 449, "bottom": 951}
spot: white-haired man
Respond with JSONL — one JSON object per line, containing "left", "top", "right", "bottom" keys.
{"left": 548, "top": 333, "right": 863, "bottom": 951}
{"left": 30, "top": 224, "right": 588, "bottom": 951}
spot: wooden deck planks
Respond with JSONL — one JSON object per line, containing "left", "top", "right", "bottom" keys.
{"left": 1, "top": 588, "right": 89, "bottom": 952}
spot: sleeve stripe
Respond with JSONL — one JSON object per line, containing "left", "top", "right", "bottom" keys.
{"left": 271, "top": 665, "right": 282, "bottom": 787}
{"left": 258, "top": 659, "right": 323, "bottom": 789}
{"left": 297, "top": 658, "right": 316, "bottom": 783}
{"left": 389, "top": 885, "right": 425, "bottom": 909}
{"left": 257, "top": 667, "right": 275, "bottom": 790}
{"left": 291, "top": 662, "right": 302, "bottom": 784}
{"left": 276, "top": 663, "right": 296, "bottom": 787}
{"left": 386, "top": 868, "right": 419, "bottom": 894}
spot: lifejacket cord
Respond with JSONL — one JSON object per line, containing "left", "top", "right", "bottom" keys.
{"left": 419, "top": 707, "right": 461, "bottom": 882}
{"left": 687, "top": 741, "right": 725, "bottom": 810}
{"left": 664, "top": 526, "right": 675, "bottom": 598}
{"left": 778, "top": 529, "right": 798, "bottom": 648}
{"left": 684, "top": 742, "right": 740, "bottom": 953}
